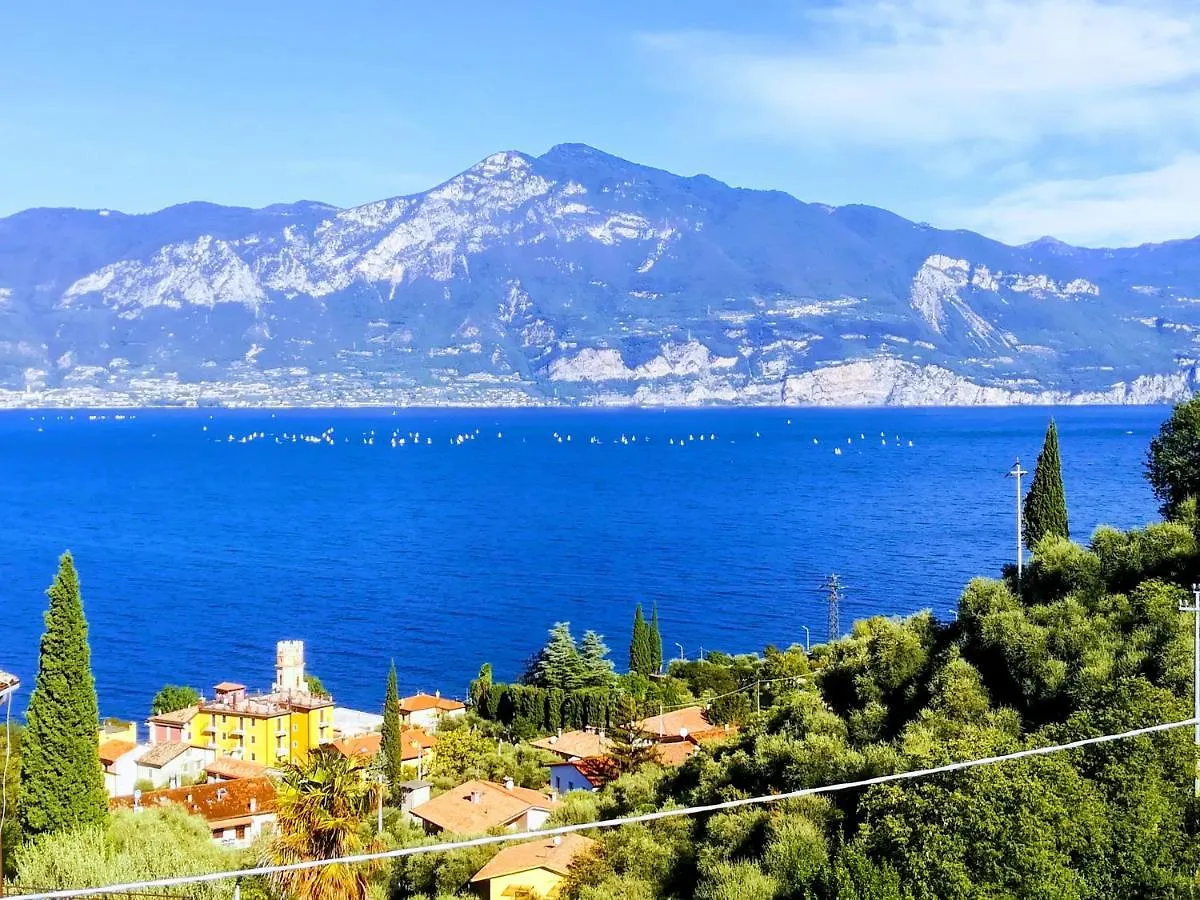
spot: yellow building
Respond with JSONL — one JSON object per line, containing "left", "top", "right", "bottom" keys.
{"left": 469, "top": 834, "right": 596, "bottom": 900}
{"left": 173, "top": 641, "right": 333, "bottom": 766}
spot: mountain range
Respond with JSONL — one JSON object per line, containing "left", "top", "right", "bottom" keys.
{"left": 2, "top": 143, "right": 1199, "bottom": 407}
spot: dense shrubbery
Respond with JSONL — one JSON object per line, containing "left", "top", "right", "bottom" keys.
{"left": 555, "top": 518, "right": 1200, "bottom": 899}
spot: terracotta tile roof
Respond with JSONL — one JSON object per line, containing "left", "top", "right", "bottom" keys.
{"left": 204, "top": 756, "right": 268, "bottom": 780}
{"left": 148, "top": 705, "right": 198, "bottom": 725}
{"left": 401, "top": 693, "right": 466, "bottom": 713}
{"left": 136, "top": 741, "right": 192, "bottom": 768}
{"left": 329, "top": 728, "right": 436, "bottom": 762}
{"left": 409, "top": 780, "right": 555, "bottom": 835}
{"left": 690, "top": 724, "right": 739, "bottom": 744}
{"left": 635, "top": 706, "right": 713, "bottom": 740}
{"left": 99, "top": 740, "right": 137, "bottom": 767}
{"left": 530, "top": 730, "right": 612, "bottom": 760}
{"left": 653, "top": 741, "right": 700, "bottom": 768}
{"left": 471, "top": 833, "right": 597, "bottom": 883}
{"left": 553, "top": 756, "right": 620, "bottom": 789}
{"left": 213, "top": 682, "right": 246, "bottom": 692}
{"left": 111, "top": 776, "right": 277, "bottom": 826}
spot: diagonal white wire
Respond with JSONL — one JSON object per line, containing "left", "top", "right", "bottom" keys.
{"left": 13, "top": 716, "right": 1197, "bottom": 899}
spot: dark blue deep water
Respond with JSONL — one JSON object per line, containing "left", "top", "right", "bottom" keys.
{"left": 0, "top": 406, "right": 1169, "bottom": 721}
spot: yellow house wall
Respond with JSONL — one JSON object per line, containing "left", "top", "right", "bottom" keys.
{"left": 189, "top": 706, "right": 328, "bottom": 765}
{"left": 484, "top": 867, "right": 563, "bottom": 900}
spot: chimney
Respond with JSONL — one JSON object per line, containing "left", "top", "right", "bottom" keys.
{"left": 503, "top": 777, "right": 515, "bottom": 791}
{"left": 469, "top": 790, "right": 482, "bottom": 804}
{"left": 249, "top": 797, "right": 257, "bottom": 813}
{"left": 553, "top": 835, "right": 562, "bottom": 846}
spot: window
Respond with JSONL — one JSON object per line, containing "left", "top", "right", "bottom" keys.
{"left": 292, "top": 740, "right": 298, "bottom": 748}
{"left": 235, "top": 825, "right": 247, "bottom": 840}
{"left": 555, "top": 776, "right": 561, "bottom": 790}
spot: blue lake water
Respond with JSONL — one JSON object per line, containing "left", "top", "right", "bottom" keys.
{"left": 0, "top": 406, "right": 1170, "bottom": 722}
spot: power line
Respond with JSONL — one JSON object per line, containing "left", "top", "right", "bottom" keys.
{"left": 13, "top": 717, "right": 1197, "bottom": 900}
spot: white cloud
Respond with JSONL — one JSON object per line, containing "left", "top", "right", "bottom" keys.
{"left": 643, "top": 0, "right": 1200, "bottom": 244}
{"left": 949, "top": 155, "right": 1200, "bottom": 247}
{"left": 644, "top": 0, "right": 1200, "bottom": 152}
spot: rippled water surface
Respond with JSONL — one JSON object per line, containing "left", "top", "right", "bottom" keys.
{"left": 0, "top": 406, "right": 1167, "bottom": 719}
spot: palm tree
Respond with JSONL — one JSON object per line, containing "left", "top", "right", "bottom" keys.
{"left": 262, "top": 747, "right": 383, "bottom": 900}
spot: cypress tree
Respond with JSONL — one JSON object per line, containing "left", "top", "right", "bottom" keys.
{"left": 19, "top": 551, "right": 107, "bottom": 837}
{"left": 1023, "top": 420, "right": 1069, "bottom": 549}
{"left": 629, "top": 605, "right": 654, "bottom": 675}
{"left": 380, "top": 661, "right": 405, "bottom": 790}
{"left": 649, "top": 605, "right": 663, "bottom": 674}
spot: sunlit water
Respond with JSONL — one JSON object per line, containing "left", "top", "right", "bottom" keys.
{"left": 0, "top": 406, "right": 1166, "bottom": 720}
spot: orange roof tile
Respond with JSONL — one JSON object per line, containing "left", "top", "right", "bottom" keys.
{"left": 409, "top": 780, "right": 555, "bottom": 835}
{"left": 99, "top": 740, "right": 137, "bottom": 767}
{"left": 635, "top": 706, "right": 713, "bottom": 740}
{"left": 552, "top": 756, "right": 620, "bottom": 789}
{"left": 213, "top": 682, "right": 246, "bottom": 692}
{"left": 329, "top": 728, "right": 436, "bottom": 762}
{"left": 111, "top": 777, "right": 276, "bottom": 826}
{"left": 530, "top": 730, "right": 612, "bottom": 760}
{"left": 471, "top": 834, "right": 597, "bottom": 883}
{"left": 136, "top": 741, "right": 192, "bottom": 768}
{"left": 204, "top": 756, "right": 268, "bottom": 780}
{"left": 401, "top": 693, "right": 466, "bottom": 713}
{"left": 653, "top": 741, "right": 700, "bottom": 767}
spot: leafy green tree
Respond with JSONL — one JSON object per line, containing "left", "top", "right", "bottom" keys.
{"left": 380, "top": 661, "right": 405, "bottom": 790}
{"left": 649, "top": 605, "right": 663, "bottom": 674}
{"left": 149, "top": 684, "right": 200, "bottom": 716}
{"left": 19, "top": 552, "right": 107, "bottom": 838}
{"left": 13, "top": 807, "right": 238, "bottom": 899}
{"left": 1023, "top": 419, "right": 1069, "bottom": 548}
{"left": 427, "top": 726, "right": 496, "bottom": 784}
{"left": 526, "top": 622, "right": 585, "bottom": 690}
{"left": 580, "top": 631, "right": 615, "bottom": 687}
{"left": 304, "top": 674, "right": 330, "bottom": 698}
{"left": 1146, "top": 394, "right": 1200, "bottom": 517}
{"left": 629, "top": 605, "right": 655, "bottom": 676}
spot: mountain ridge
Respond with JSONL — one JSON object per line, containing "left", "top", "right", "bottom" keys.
{"left": 2, "top": 143, "right": 1199, "bottom": 408}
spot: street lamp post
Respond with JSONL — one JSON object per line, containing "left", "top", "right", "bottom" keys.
{"left": 801, "top": 626, "right": 810, "bottom": 653}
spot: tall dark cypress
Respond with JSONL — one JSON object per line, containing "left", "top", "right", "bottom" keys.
{"left": 1024, "top": 419, "right": 1070, "bottom": 549}
{"left": 649, "top": 605, "right": 663, "bottom": 674}
{"left": 19, "top": 552, "right": 107, "bottom": 837}
{"left": 380, "top": 661, "right": 405, "bottom": 789}
{"left": 629, "top": 604, "right": 654, "bottom": 675}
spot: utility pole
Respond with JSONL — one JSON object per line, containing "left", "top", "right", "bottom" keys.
{"left": 825, "top": 574, "right": 842, "bottom": 642}
{"left": 1183, "top": 584, "right": 1200, "bottom": 796}
{"left": 1006, "top": 459, "right": 1028, "bottom": 579}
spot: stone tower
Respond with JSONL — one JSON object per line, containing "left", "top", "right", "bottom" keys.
{"left": 274, "top": 640, "right": 306, "bottom": 694}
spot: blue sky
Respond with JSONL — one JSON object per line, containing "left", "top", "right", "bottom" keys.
{"left": 3, "top": 0, "right": 1199, "bottom": 246}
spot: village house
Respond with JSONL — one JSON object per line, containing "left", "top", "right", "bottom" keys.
{"left": 146, "top": 705, "right": 199, "bottom": 744}
{"left": 147, "top": 642, "right": 333, "bottom": 766}
{"left": 549, "top": 756, "right": 619, "bottom": 794}
{"left": 530, "top": 729, "right": 612, "bottom": 762}
{"left": 99, "top": 734, "right": 145, "bottom": 798}
{"left": 469, "top": 834, "right": 596, "bottom": 900}
{"left": 400, "top": 692, "right": 466, "bottom": 732}
{"left": 111, "top": 776, "right": 277, "bottom": 848}
{"left": 328, "top": 727, "right": 437, "bottom": 773}
{"left": 409, "top": 778, "right": 556, "bottom": 835}
{"left": 204, "top": 755, "right": 268, "bottom": 782}
{"left": 135, "top": 741, "right": 213, "bottom": 789}
{"left": 634, "top": 705, "right": 719, "bottom": 742}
